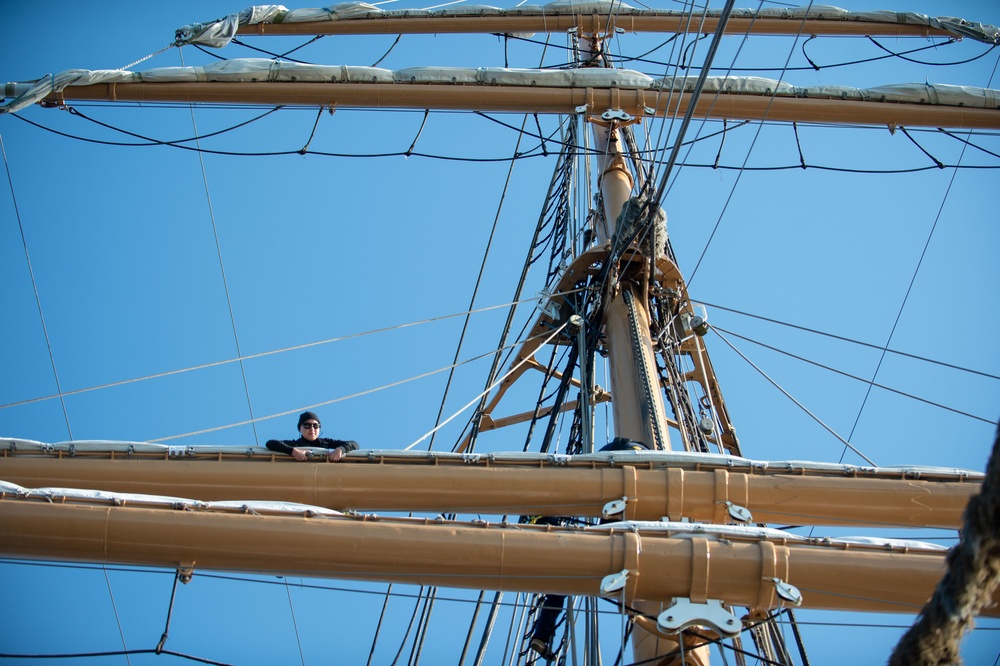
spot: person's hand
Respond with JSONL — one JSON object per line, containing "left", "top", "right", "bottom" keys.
{"left": 327, "top": 448, "right": 344, "bottom": 462}
{"left": 292, "top": 447, "right": 309, "bottom": 461}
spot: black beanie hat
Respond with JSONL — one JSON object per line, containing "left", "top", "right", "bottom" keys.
{"left": 298, "top": 411, "right": 321, "bottom": 428}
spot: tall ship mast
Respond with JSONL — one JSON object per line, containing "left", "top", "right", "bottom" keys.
{"left": 2, "top": 2, "right": 999, "bottom": 664}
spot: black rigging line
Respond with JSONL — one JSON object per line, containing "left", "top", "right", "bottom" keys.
{"left": 0, "top": 132, "right": 73, "bottom": 439}
{"left": 372, "top": 34, "right": 403, "bottom": 67}
{"left": 299, "top": 106, "right": 325, "bottom": 153}
{"left": 0, "top": 649, "right": 233, "bottom": 665}
{"left": 229, "top": 35, "right": 325, "bottom": 62}
{"left": 406, "top": 110, "right": 430, "bottom": 156}
{"left": 191, "top": 43, "right": 229, "bottom": 61}
{"left": 938, "top": 127, "right": 1000, "bottom": 160}
{"left": 837, "top": 61, "right": 996, "bottom": 459}
{"left": 13, "top": 104, "right": 283, "bottom": 147}
{"left": 867, "top": 35, "right": 997, "bottom": 67}
{"left": 713, "top": 325, "right": 996, "bottom": 425}
{"left": 900, "top": 126, "right": 946, "bottom": 169}
{"left": 697, "top": 300, "right": 1000, "bottom": 381}
{"left": 714, "top": 325, "right": 879, "bottom": 464}
{"left": 12, "top": 109, "right": 998, "bottom": 172}
{"left": 650, "top": 0, "right": 738, "bottom": 208}
{"left": 499, "top": 29, "right": 983, "bottom": 74}
{"left": 424, "top": 113, "right": 532, "bottom": 452}
{"left": 155, "top": 571, "right": 183, "bottom": 654}
{"left": 626, "top": 36, "right": 983, "bottom": 73}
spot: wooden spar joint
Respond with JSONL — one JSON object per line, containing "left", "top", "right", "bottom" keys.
{"left": 615, "top": 465, "right": 639, "bottom": 519}
{"left": 689, "top": 537, "right": 711, "bottom": 604}
{"left": 712, "top": 468, "right": 729, "bottom": 524}
{"left": 666, "top": 467, "right": 685, "bottom": 521}
{"left": 755, "top": 540, "right": 798, "bottom": 612}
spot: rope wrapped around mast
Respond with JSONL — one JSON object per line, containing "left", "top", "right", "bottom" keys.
{"left": 889, "top": 421, "right": 1000, "bottom": 665}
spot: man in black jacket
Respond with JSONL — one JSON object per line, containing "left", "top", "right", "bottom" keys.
{"left": 266, "top": 411, "right": 359, "bottom": 462}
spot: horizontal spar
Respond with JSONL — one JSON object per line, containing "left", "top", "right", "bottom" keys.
{"left": 235, "top": 15, "right": 955, "bottom": 39}
{"left": 2, "top": 500, "right": 995, "bottom": 616}
{"left": 35, "top": 82, "right": 1000, "bottom": 130}
{"left": 0, "top": 455, "right": 977, "bottom": 528}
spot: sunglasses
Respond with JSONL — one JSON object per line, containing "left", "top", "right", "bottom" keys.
{"left": 301, "top": 423, "right": 321, "bottom": 430}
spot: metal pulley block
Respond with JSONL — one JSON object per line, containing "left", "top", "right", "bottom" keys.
{"left": 600, "top": 569, "right": 630, "bottom": 596}
{"left": 602, "top": 496, "right": 629, "bottom": 519}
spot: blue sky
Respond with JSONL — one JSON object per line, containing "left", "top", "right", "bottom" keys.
{"left": 1, "top": 1, "right": 999, "bottom": 664}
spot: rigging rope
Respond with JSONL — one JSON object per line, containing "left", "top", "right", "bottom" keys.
{"left": 13, "top": 108, "right": 998, "bottom": 171}
{"left": 697, "top": 300, "right": 1000, "bottom": 382}
{"left": 0, "top": 131, "right": 73, "bottom": 438}
{"left": 838, "top": 51, "right": 995, "bottom": 459}
{"left": 153, "top": 324, "right": 565, "bottom": 443}
{"left": 181, "top": 47, "right": 260, "bottom": 445}
{"left": 0, "top": 294, "right": 561, "bottom": 411}
{"left": 684, "top": 0, "right": 816, "bottom": 286}
{"left": 425, "top": 111, "right": 532, "bottom": 452}
{"left": 283, "top": 579, "right": 307, "bottom": 666}
{"left": 103, "top": 566, "right": 133, "bottom": 666}
{"left": 713, "top": 324, "right": 995, "bottom": 425}
{"left": 712, "top": 326, "right": 877, "bottom": 465}
{"left": 405, "top": 321, "right": 570, "bottom": 451}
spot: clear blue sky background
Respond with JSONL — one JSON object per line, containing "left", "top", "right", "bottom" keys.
{"left": 1, "top": 1, "right": 998, "bottom": 664}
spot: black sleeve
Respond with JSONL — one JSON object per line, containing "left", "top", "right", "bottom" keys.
{"left": 266, "top": 439, "right": 296, "bottom": 455}
{"left": 318, "top": 438, "right": 359, "bottom": 454}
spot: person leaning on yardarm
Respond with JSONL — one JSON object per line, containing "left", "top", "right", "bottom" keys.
{"left": 266, "top": 411, "right": 359, "bottom": 462}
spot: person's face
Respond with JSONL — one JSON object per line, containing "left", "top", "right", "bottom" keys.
{"left": 300, "top": 419, "right": 321, "bottom": 442}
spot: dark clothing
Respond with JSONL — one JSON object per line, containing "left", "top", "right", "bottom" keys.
{"left": 531, "top": 594, "right": 566, "bottom": 644}
{"left": 600, "top": 437, "right": 650, "bottom": 452}
{"left": 266, "top": 436, "right": 358, "bottom": 457}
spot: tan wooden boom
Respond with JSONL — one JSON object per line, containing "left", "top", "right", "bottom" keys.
{"left": 0, "top": 454, "right": 977, "bottom": 529}
{"left": 234, "top": 13, "right": 956, "bottom": 40}
{"left": 2, "top": 498, "right": 998, "bottom": 617}
{"left": 32, "top": 81, "right": 1000, "bottom": 130}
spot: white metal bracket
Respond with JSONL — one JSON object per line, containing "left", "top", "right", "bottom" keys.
{"left": 601, "top": 109, "right": 633, "bottom": 122}
{"left": 725, "top": 501, "right": 753, "bottom": 523}
{"left": 599, "top": 569, "right": 630, "bottom": 596}
{"left": 657, "top": 598, "right": 741, "bottom": 637}
{"left": 535, "top": 289, "right": 560, "bottom": 319}
{"left": 771, "top": 578, "right": 803, "bottom": 606}
{"left": 602, "top": 496, "right": 628, "bottom": 519}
